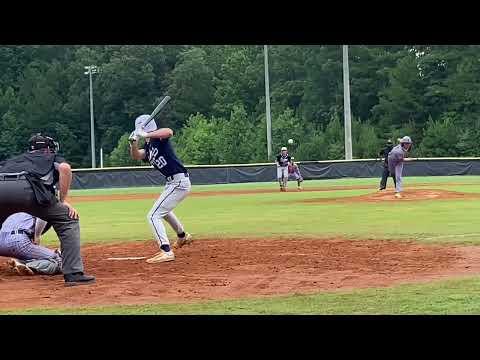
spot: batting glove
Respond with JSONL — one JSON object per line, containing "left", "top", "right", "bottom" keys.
{"left": 135, "top": 129, "right": 148, "bottom": 139}
{"left": 128, "top": 131, "right": 138, "bottom": 142}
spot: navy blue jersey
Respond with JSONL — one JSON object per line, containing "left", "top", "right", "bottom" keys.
{"left": 276, "top": 154, "right": 291, "bottom": 167}
{"left": 143, "top": 138, "right": 187, "bottom": 178}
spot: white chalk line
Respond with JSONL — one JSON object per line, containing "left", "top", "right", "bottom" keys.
{"left": 418, "top": 233, "right": 480, "bottom": 241}
{"left": 106, "top": 256, "right": 147, "bottom": 261}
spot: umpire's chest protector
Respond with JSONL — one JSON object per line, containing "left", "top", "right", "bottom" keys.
{"left": 1, "top": 152, "right": 56, "bottom": 177}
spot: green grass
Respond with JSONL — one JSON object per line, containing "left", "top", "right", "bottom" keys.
{"left": 42, "top": 176, "right": 480, "bottom": 246}
{"left": 12, "top": 175, "right": 480, "bottom": 314}
{"left": 69, "top": 175, "right": 479, "bottom": 196}
{"left": 5, "top": 276, "right": 480, "bottom": 315}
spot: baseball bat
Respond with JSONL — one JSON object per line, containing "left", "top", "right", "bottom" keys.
{"left": 141, "top": 95, "right": 171, "bottom": 129}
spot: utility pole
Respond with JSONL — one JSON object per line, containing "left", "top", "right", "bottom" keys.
{"left": 342, "top": 45, "right": 353, "bottom": 160}
{"left": 84, "top": 65, "right": 99, "bottom": 168}
{"left": 264, "top": 45, "right": 272, "bottom": 161}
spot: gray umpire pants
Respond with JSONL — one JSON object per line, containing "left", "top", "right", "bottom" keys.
{"left": 0, "top": 178, "right": 84, "bottom": 275}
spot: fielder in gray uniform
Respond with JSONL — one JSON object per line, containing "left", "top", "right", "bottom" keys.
{"left": 1, "top": 212, "right": 62, "bottom": 276}
{"left": 387, "top": 136, "right": 413, "bottom": 198}
{"left": 129, "top": 115, "right": 193, "bottom": 264}
{"left": 288, "top": 157, "right": 304, "bottom": 191}
{"left": 0, "top": 134, "right": 94, "bottom": 286}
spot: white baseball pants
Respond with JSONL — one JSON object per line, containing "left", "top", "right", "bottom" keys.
{"left": 147, "top": 174, "right": 191, "bottom": 248}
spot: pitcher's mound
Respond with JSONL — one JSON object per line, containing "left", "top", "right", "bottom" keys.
{"left": 359, "top": 189, "right": 478, "bottom": 202}
{"left": 304, "top": 189, "right": 479, "bottom": 204}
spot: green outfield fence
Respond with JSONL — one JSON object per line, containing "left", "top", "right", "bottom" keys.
{"left": 70, "top": 157, "right": 480, "bottom": 189}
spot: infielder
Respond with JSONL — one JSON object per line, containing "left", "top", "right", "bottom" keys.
{"left": 276, "top": 146, "right": 291, "bottom": 192}
{"left": 129, "top": 115, "right": 192, "bottom": 264}
{"left": 387, "top": 136, "right": 413, "bottom": 198}
{"left": 288, "top": 157, "right": 304, "bottom": 191}
{"left": 1, "top": 212, "right": 62, "bottom": 276}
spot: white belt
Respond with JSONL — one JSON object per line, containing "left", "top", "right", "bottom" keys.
{"left": 166, "top": 173, "right": 189, "bottom": 182}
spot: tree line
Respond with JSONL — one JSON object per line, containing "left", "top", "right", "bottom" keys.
{"left": 1, "top": 45, "right": 480, "bottom": 168}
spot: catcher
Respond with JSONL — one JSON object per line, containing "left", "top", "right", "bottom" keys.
{"left": 288, "top": 157, "right": 304, "bottom": 191}
{"left": 0, "top": 212, "right": 62, "bottom": 276}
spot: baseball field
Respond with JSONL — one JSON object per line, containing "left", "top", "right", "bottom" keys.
{"left": 3, "top": 175, "right": 480, "bottom": 314}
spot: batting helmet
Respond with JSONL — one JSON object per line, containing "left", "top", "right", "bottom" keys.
{"left": 135, "top": 114, "right": 157, "bottom": 133}
{"left": 400, "top": 136, "right": 412, "bottom": 144}
{"left": 28, "top": 133, "right": 59, "bottom": 153}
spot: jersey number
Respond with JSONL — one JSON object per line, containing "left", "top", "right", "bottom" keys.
{"left": 148, "top": 148, "right": 168, "bottom": 169}
{"left": 154, "top": 156, "right": 167, "bottom": 169}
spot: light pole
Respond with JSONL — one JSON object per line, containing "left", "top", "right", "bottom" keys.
{"left": 84, "top": 65, "right": 99, "bottom": 168}
{"left": 264, "top": 45, "right": 272, "bottom": 161}
{"left": 342, "top": 45, "right": 353, "bottom": 160}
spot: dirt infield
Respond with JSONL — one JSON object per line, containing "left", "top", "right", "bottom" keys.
{"left": 302, "top": 189, "right": 480, "bottom": 204}
{"left": 1, "top": 237, "right": 480, "bottom": 311}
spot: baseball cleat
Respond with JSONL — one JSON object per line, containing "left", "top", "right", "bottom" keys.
{"left": 7, "top": 258, "right": 34, "bottom": 276}
{"left": 146, "top": 250, "right": 175, "bottom": 264}
{"left": 297, "top": 186, "right": 302, "bottom": 191}
{"left": 174, "top": 233, "right": 193, "bottom": 249}
{"left": 395, "top": 193, "right": 402, "bottom": 199}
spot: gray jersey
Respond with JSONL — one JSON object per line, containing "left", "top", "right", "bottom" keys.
{"left": 387, "top": 144, "right": 406, "bottom": 169}
{"left": 1, "top": 212, "right": 35, "bottom": 235}
{"left": 0, "top": 212, "right": 60, "bottom": 275}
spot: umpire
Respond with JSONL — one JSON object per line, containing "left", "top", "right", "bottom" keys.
{"left": 378, "top": 139, "right": 396, "bottom": 191}
{"left": 0, "top": 133, "right": 95, "bottom": 286}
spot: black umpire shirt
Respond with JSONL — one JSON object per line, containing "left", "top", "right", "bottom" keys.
{"left": 379, "top": 144, "right": 394, "bottom": 165}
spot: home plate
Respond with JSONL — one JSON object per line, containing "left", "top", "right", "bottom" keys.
{"left": 106, "top": 256, "right": 147, "bottom": 261}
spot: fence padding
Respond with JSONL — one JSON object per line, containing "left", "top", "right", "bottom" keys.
{"left": 71, "top": 158, "right": 480, "bottom": 190}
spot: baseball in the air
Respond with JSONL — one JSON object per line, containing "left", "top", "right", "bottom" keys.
{"left": 288, "top": 138, "right": 294, "bottom": 145}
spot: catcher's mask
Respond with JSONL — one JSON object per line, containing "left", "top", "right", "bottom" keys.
{"left": 28, "top": 133, "right": 60, "bottom": 153}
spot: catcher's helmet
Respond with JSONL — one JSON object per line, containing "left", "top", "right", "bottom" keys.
{"left": 28, "top": 133, "right": 59, "bottom": 153}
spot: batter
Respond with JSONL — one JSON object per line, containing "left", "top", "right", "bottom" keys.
{"left": 129, "top": 115, "right": 193, "bottom": 264}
